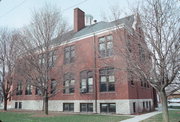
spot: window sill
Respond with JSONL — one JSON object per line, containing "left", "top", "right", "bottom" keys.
{"left": 100, "top": 112, "right": 116, "bottom": 114}
{"left": 25, "top": 94, "right": 32, "bottom": 96}
{"left": 63, "top": 93, "right": 74, "bottom": 96}
{"left": 35, "top": 94, "right": 41, "bottom": 96}
{"left": 80, "top": 92, "right": 94, "bottom": 95}
{"left": 98, "top": 55, "right": 114, "bottom": 59}
{"left": 63, "top": 111, "right": 74, "bottom": 112}
{"left": 99, "top": 91, "right": 116, "bottom": 94}
{"left": 63, "top": 61, "right": 75, "bottom": 65}
{"left": 80, "top": 111, "right": 93, "bottom": 113}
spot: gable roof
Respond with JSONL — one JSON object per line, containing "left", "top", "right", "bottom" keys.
{"left": 52, "top": 14, "right": 135, "bottom": 46}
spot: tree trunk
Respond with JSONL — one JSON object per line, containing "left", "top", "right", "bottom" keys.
{"left": 160, "top": 90, "right": 169, "bottom": 122}
{"left": 3, "top": 97, "right": 7, "bottom": 111}
{"left": 44, "top": 91, "right": 48, "bottom": 115}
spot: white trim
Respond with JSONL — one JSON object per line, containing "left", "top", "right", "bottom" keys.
{"left": 11, "top": 98, "right": 153, "bottom": 114}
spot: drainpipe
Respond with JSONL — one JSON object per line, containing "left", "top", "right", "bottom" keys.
{"left": 93, "top": 33, "right": 98, "bottom": 113}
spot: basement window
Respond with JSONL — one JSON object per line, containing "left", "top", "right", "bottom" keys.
{"left": 15, "top": 102, "right": 22, "bottom": 109}
{"left": 15, "top": 102, "right": 18, "bottom": 109}
{"left": 63, "top": 103, "right": 74, "bottom": 112}
{"left": 19, "top": 102, "right": 22, "bottom": 109}
{"left": 100, "top": 103, "right": 116, "bottom": 113}
{"left": 146, "top": 101, "right": 149, "bottom": 108}
{"left": 80, "top": 103, "right": 93, "bottom": 112}
{"left": 143, "top": 101, "right": 145, "bottom": 109}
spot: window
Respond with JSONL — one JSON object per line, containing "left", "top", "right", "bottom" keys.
{"left": 146, "top": 101, "right": 148, "bottom": 108}
{"left": 149, "top": 101, "right": 151, "bottom": 110}
{"left": 130, "top": 80, "right": 134, "bottom": 85}
{"left": 141, "top": 79, "right": 148, "bottom": 88}
{"left": 144, "top": 82, "right": 147, "bottom": 88}
{"left": 127, "top": 35, "right": 132, "bottom": 52}
{"left": 15, "top": 102, "right": 22, "bottom": 109}
{"left": 140, "top": 79, "right": 143, "bottom": 87}
{"left": 35, "top": 82, "right": 42, "bottom": 95}
{"left": 99, "top": 67, "right": 115, "bottom": 92}
{"left": 63, "top": 103, "right": 74, "bottom": 112}
{"left": 48, "top": 50, "right": 57, "bottom": 67}
{"left": 38, "top": 54, "right": 45, "bottom": 65}
{"left": 133, "top": 102, "right": 136, "bottom": 113}
{"left": 35, "top": 87, "right": 41, "bottom": 95}
{"left": 50, "top": 79, "right": 57, "bottom": 94}
{"left": 15, "top": 102, "right": 18, "bottom": 109}
{"left": 147, "top": 83, "right": 150, "bottom": 88}
{"left": 80, "top": 71, "right": 93, "bottom": 93}
{"left": 63, "top": 73, "right": 75, "bottom": 94}
{"left": 99, "top": 35, "right": 113, "bottom": 57}
{"left": 16, "top": 81, "right": 22, "bottom": 95}
{"left": 25, "top": 80, "right": 32, "bottom": 95}
{"left": 80, "top": 103, "right": 93, "bottom": 112}
{"left": 143, "top": 101, "right": 145, "bottom": 109}
{"left": 64, "top": 45, "right": 75, "bottom": 64}
{"left": 100, "top": 103, "right": 116, "bottom": 113}
{"left": 129, "top": 72, "right": 134, "bottom": 85}
{"left": 138, "top": 44, "right": 145, "bottom": 61}
{"left": 38, "top": 50, "right": 57, "bottom": 67}
{"left": 19, "top": 102, "right": 22, "bottom": 109}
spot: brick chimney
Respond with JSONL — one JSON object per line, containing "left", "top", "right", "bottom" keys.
{"left": 74, "top": 8, "right": 85, "bottom": 32}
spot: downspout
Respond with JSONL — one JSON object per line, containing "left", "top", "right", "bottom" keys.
{"left": 93, "top": 33, "right": 98, "bottom": 113}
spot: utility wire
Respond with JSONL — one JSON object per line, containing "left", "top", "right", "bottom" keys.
{"left": 0, "top": 0, "right": 88, "bottom": 18}
{"left": 62, "top": 0, "right": 88, "bottom": 12}
{"left": 0, "top": 0, "right": 27, "bottom": 18}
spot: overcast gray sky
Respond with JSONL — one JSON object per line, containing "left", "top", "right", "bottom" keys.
{"left": 0, "top": 0, "right": 139, "bottom": 29}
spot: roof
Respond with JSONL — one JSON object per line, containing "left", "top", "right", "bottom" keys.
{"left": 52, "top": 14, "right": 135, "bottom": 46}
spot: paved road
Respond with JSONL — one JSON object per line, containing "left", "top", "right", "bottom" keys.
{"left": 120, "top": 111, "right": 161, "bottom": 122}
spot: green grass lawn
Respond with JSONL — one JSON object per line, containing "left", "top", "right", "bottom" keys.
{"left": 141, "top": 110, "right": 180, "bottom": 122}
{"left": 0, "top": 112, "right": 131, "bottom": 122}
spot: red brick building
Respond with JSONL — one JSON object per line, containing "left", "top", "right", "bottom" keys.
{"left": 11, "top": 8, "right": 156, "bottom": 114}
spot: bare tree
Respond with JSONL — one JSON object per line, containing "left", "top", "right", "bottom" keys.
{"left": 16, "top": 5, "right": 68, "bottom": 115}
{"left": 136, "top": 1, "right": 179, "bottom": 122}
{"left": 109, "top": 0, "right": 179, "bottom": 122}
{"left": 0, "top": 28, "right": 20, "bottom": 111}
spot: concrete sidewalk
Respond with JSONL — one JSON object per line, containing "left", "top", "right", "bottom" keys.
{"left": 120, "top": 111, "right": 161, "bottom": 122}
